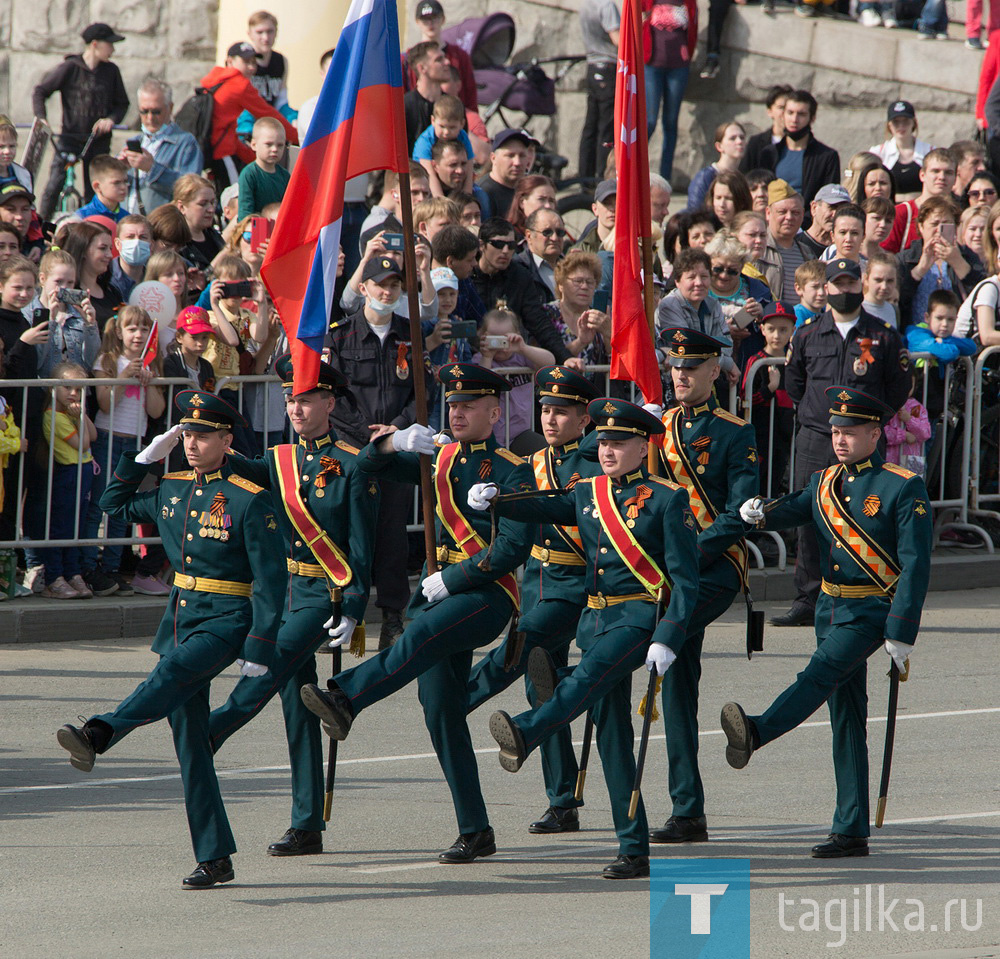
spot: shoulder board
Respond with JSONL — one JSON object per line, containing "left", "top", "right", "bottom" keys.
{"left": 649, "top": 476, "right": 682, "bottom": 490}
{"left": 495, "top": 447, "right": 525, "bottom": 465}
{"left": 228, "top": 474, "right": 266, "bottom": 494}
{"left": 575, "top": 476, "right": 595, "bottom": 485}
{"left": 328, "top": 317, "right": 350, "bottom": 331}
{"left": 803, "top": 317, "right": 813, "bottom": 326}
{"left": 162, "top": 470, "right": 194, "bottom": 481}
{"left": 882, "top": 462, "right": 917, "bottom": 480}
{"left": 712, "top": 408, "right": 747, "bottom": 426}
{"left": 335, "top": 440, "right": 360, "bottom": 455}
{"left": 882, "top": 319, "right": 893, "bottom": 329}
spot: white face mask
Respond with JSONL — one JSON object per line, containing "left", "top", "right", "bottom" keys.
{"left": 368, "top": 296, "right": 400, "bottom": 316}
{"left": 119, "top": 238, "right": 151, "bottom": 267}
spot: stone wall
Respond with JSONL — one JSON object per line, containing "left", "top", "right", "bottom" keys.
{"left": 0, "top": 0, "right": 219, "bottom": 135}
{"left": 427, "top": 0, "right": 983, "bottom": 190}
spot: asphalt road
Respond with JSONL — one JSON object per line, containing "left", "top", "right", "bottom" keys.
{"left": 2, "top": 588, "right": 998, "bottom": 959}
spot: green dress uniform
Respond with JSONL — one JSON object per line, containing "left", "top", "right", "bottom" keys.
{"left": 303, "top": 364, "right": 534, "bottom": 855}
{"left": 208, "top": 358, "right": 378, "bottom": 838}
{"left": 487, "top": 399, "right": 701, "bottom": 864}
{"left": 724, "top": 387, "right": 932, "bottom": 844}
{"left": 71, "top": 392, "right": 286, "bottom": 868}
{"left": 466, "top": 366, "right": 603, "bottom": 815}
{"left": 653, "top": 330, "right": 759, "bottom": 830}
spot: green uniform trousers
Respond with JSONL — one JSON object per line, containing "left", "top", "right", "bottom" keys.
{"left": 334, "top": 586, "right": 511, "bottom": 835}
{"left": 512, "top": 621, "right": 652, "bottom": 856}
{"left": 660, "top": 582, "right": 739, "bottom": 819}
{"left": 92, "top": 631, "right": 239, "bottom": 862}
{"left": 751, "top": 602, "right": 884, "bottom": 837}
{"left": 466, "top": 598, "right": 583, "bottom": 810}
{"left": 209, "top": 606, "right": 329, "bottom": 832}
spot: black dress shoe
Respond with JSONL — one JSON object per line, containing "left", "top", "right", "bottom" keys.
{"left": 811, "top": 834, "right": 869, "bottom": 859}
{"left": 489, "top": 710, "right": 526, "bottom": 771}
{"left": 438, "top": 827, "right": 497, "bottom": 863}
{"left": 267, "top": 827, "right": 323, "bottom": 856}
{"left": 768, "top": 604, "right": 815, "bottom": 627}
{"left": 57, "top": 723, "right": 96, "bottom": 771}
{"left": 527, "top": 647, "right": 558, "bottom": 706}
{"left": 300, "top": 683, "right": 354, "bottom": 740}
{"left": 378, "top": 609, "right": 404, "bottom": 651}
{"left": 182, "top": 856, "right": 235, "bottom": 888}
{"left": 602, "top": 854, "right": 650, "bottom": 879}
{"left": 528, "top": 806, "right": 580, "bottom": 834}
{"left": 649, "top": 815, "right": 708, "bottom": 844}
{"left": 720, "top": 702, "right": 755, "bottom": 769}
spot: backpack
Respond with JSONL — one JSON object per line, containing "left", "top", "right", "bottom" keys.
{"left": 174, "top": 81, "right": 226, "bottom": 162}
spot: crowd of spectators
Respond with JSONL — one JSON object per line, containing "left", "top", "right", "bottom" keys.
{"left": 5, "top": 0, "right": 1000, "bottom": 607}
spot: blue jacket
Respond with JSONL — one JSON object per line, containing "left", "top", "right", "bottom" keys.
{"left": 905, "top": 322, "right": 977, "bottom": 376}
{"left": 125, "top": 122, "right": 203, "bottom": 214}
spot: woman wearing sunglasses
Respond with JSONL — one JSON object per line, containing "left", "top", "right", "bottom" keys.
{"left": 706, "top": 229, "right": 771, "bottom": 360}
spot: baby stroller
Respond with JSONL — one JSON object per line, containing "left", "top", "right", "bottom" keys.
{"left": 442, "top": 14, "right": 594, "bottom": 230}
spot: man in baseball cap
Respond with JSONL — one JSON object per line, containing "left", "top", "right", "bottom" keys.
{"left": 410, "top": 0, "right": 479, "bottom": 114}
{"left": 481, "top": 129, "right": 539, "bottom": 217}
{"left": 802, "top": 183, "right": 852, "bottom": 257}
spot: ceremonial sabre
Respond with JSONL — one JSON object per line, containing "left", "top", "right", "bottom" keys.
{"left": 628, "top": 587, "right": 667, "bottom": 820}
{"left": 574, "top": 711, "right": 594, "bottom": 801}
{"left": 875, "top": 658, "right": 908, "bottom": 827}
{"left": 323, "top": 587, "right": 344, "bottom": 822}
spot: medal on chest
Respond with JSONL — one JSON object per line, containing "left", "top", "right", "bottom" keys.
{"left": 622, "top": 484, "right": 652, "bottom": 528}
{"left": 313, "top": 455, "right": 342, "bottom": 498}
{"left": 199, "top": 491, "right": 232, "bottom": 540}
{"left": 854, "top": 338, "right": 876, "bottom": 376}
{"left": 396, "top": 342, "right": 409, "bottom": 381}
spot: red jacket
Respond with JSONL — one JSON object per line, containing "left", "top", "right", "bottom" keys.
{"left": 976, "top": 30, "right": 1000, "bottom": 124}
{"left": 200, "top": 66, "right": 299, "bottom": 164}
{"left": 642, "top": 0, "right": 698, "bottom": 65}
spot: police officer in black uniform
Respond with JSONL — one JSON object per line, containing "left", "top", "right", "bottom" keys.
{"left": 770, "top": 259, "right": 911, "bottom": 627}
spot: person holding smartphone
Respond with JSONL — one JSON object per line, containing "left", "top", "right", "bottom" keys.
{"left": 897, "top": 196, "right": 985, "bottom": 329}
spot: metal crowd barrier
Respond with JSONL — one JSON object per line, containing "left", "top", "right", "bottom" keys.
{"left": 2, "top": 357, "right": 994, "bottom": 557}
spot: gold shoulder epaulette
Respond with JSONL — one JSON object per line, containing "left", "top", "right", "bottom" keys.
{"left": 649, "top": 475, "right": 682, "bottom": 490}
{"left": 495, "top": 447, "right": 525, "bottom": 465}
{"left": 228, "top": 474, "right": 265, "bottom": 494}
{"left": 335, "top": 439, "right": 360, "bottom": 455}
{"left": 883, "top": 462, "right": 917, "bottom": 480}
{"left": 162, "top": 470, "right": 195, "bottom": 481}
{"left": 712, "top": 407, "right": 748, "bottom": 426}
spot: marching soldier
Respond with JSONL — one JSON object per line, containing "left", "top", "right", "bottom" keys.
{"left": 645, "top": 328, "right": 759, "bottom": 845}
{"left": 723, "top": 386, "right": 932, "bottom": 858}
{"left": 468, "top": 399, "right": 701, "bottom": 879}
{"left": 56, "top": 391, "right": 286, "bottom": 888}
{"left": 207, "top": 356, "right": 378, "bottom": 857}
{"left": 465, "top": 365, "right": 602, "bottom": 836}
{"left": 299, "top": 364, "right": 534, "bottom": 864}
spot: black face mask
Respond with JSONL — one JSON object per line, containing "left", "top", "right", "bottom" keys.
{"left": 827, "top": 290, "right": 864, "bottom": 314}
{"left": 785, "top": 124, "right": 811, "bottom": 142}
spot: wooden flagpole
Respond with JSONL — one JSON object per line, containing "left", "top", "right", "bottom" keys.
{"left": 397, "top": 170, "right": 438, "bottom": 574}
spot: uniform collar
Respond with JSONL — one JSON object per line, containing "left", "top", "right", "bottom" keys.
{"left": 194, "top": 459, "right": 231, "bottom": 485}
{"left": 679, "top": 395, "right": 717, "bottom": 418}
{"left": 460, "top": 436, "right": 494, "bottom": 454}
{"left": 614, "top": 467, "right": 647, "bottom": 486}
{"left": 298, "top": 431, "right": 335, "bottom": 452}
{"left": 843, "top": 451, "right": 883, "bottom": 474}
{"left": 553, "top": 439, "right": 581, "bottom": 455}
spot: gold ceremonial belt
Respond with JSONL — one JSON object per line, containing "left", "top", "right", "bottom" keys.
{"left": 173, "top": 573, "right": 253, "bottom": 598}
{"left": 587, "top": 591, "right": 656, "bottom": 609}
{"left": 821, "top": 579, "right": 889, "bottom": 599}
{"left": 531, "top": 544, "right": 586, "bottom": 566}
{"left": 436, "top": 547, "right": 467, "bottom": 565}
{"left": 287, "top": 558, "right": 325, "bottom": 577}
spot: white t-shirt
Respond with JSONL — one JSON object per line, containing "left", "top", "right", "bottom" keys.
{"left": 93, "top": 354, "right": 147, "bottom": 439}
{"left": 834, "top": 318, "right": 856, "bottom": 340}
{"left": 957, "top": 276, "right": 1000, "bottom": 338}
{"left": 367, "top": 319, "right": 392, "bottom": 343}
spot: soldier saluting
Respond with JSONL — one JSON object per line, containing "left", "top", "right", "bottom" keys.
{"left": 469, "top": 399, "right": 701, "bottom": 879}
{"left": 723, "top": 386, "right": 932, "bottom": 858}
{"left": 645, "top": 328, "right": 759, "bottom": 845}
{"left": 207, "top": 356, "right": 378, "bottom": 858}
{"left": 465, "top": 365, "right": 602, "bottom": 836}
{"left": 56, "top": 391, "right": 286, "bottom": 888}
{"left": 300, "top": 364, "right": 534, "bottom": 864}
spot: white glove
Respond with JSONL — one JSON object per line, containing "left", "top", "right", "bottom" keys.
{"left": 325, "top": 613, "right": 358, "bottom": 648}
{"left": 236, "top": 659, "right": 268, "bottom": 677}
{"left": 645, "top": 642, "right": 677, "bottom": 675}
{"left": 884, "top": 639, "right": 914, "bottom": 673}
{"left": 391, "top": 423, "right": 437, "bottom": 455}
{"left": 642, "top": 402, "right": 664, "bottom": 420}
{"left": 740, "top": 497, "right": 765, "bottom": 524}
{"left": 136, "top": 423, "right": 184, "bottom": 464}
{"left": 421, "top": 571, "right": 450, "bottom": 603}
{"left": 467, "top": 482, "right": 499, "bottom": 511}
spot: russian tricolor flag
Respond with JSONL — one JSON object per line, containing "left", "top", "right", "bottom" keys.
{"left": 261, "top": 0, "right": 409, "bottom": 394}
